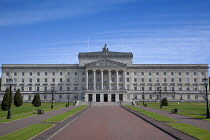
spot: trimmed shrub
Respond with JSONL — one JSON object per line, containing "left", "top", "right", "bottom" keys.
{"left": 1, "top": 88, "right": 12, "bottom": 111}
{"left": 14, "top": 89, "right": 23, "bottom": 107}
{"left": 32, "top": 94, "right": 41, "bottom": 107}
{"left": 161, "top": 98, "right": 168, "bottom": 106}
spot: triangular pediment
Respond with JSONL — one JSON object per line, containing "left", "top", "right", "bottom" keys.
{"left": 85, "top": 59, "right": 127, "bottom": 67}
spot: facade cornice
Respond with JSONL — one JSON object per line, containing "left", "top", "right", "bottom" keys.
{"left": 85, "top": 59, "right": 127, "bottom": 67}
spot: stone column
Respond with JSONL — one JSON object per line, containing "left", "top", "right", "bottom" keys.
{"left": 93, "top": 70, "right": 96, "bottom": 90}
{"left": 116, "top": 94, "right": 119, "bottom": 102}
{"left": 116, "top": 70, "right": 119, "bottom": 90}
{"left": 101, "top": 70, "right": 103, "bottom": 90}
{"left": 123, "top": 70, "right": 126, "bottom": 90}
{"left": 85, "top": 70, "right": 88, "bottom": 90}
{"left": 108, "top": 94, "right": 111, "bottom": 102}
{"left": 100, "top": 94, "right": 103, "bottom": 102}
{"left": 108, "top": 70, "right": 111, "bottom": 90}
{"left": 93, "top": 94, "right": 96, "bottom": 102}
{"left": 85, "top": 94, "right": 88, "bottom": 102}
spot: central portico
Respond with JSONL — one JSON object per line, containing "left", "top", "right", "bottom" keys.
{"left": 79, "top": 45, "right": 132, "bottom": 102}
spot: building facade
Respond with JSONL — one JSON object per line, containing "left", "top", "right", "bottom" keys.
{"left": 0, "top": 45, "right": 209, "bottom": 103}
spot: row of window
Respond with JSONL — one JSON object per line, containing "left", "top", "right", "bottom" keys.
{"left": 130, "top": 78, "right": 203, "bottom": 83}
{"left": 127, "top": 71, "right": 205, "bottom": 76}
{"left": 134, "top": 95, "right": 206, "bottom": 100}
{"left": 6, "top": 72, "right": 81, "bottom": 77}
{"left": 19, "top": 86, "right": 83, "bottom": 92}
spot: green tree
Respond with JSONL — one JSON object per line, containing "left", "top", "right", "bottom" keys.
{"left": 32, "top": 94, "right": 41, "bottom": 107}
{"left": 14, "top": 89, "right": 23, "bottom": 107}
{"left": 161, "top": 98, "right": 168, "bottom": 106}
{"left": 1, "top": 88, "right": 12, "bottom": 111}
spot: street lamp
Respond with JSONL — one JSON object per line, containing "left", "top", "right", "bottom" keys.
{"left": 68, "top": 89, "right": 70, "bottom": 107}
{"left": 204, "top": 78, "right": 210, "bottom": 118}
{"left": 159, "top": 86, "right": 162, "bottom": 109}
{"left": 51, "top": 87, "right": 54, "bottom": 109}
{"left": 143, "top": 92, "right": 145, "bottom": 105}
{"left": 7, "top": 79, "right": 13, "bottom": 119}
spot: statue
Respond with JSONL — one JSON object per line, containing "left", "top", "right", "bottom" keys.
{"left": 102, "top": 43, "right": 109, "bottom": 51}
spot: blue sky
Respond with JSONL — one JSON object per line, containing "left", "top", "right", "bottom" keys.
{"left": 0, "top": 0, "right": 210, "bottom": 75}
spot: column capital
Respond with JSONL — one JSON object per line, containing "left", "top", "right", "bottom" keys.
{"left": 85, "top": 70, "right": 89, "bottom": 72}
{"left": 100, "top": 69, "right": 104, "bottom": 72}
{"left": 108, "top": 69, "right": 111, "bottom": 72}
{"left": 93, "top": 70, "right": 96, "bottom": 72}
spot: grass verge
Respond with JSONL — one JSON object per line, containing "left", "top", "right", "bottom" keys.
{"left": 167, "top": 123, "right": 210, "bottom": 140}
{"left": 42, "top": 105, "right": 88, "bottom": 122}
{"left": 124, "top": 105, "right": 176, "bottom": 122}
{"left": 0, "top": 123, "right": 54, "bottom": 140}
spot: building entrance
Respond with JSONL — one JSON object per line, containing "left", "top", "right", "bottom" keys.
{"left": 96, "top": 94, "right": 100, "bottom": 102}
{"left": 119, "top": 94, "right": 123, "bottom": 101}
{"left": 111, "top": 94, "right": 115, "bottom": 102}
{"left": 88, "top": 94, "right": 92, "bottom": 102}
{"left": 104, "top": 94, "right": 108, "bottom": 102}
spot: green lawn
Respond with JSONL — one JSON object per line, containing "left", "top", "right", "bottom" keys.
{"left": 167, "top": 123, "right": 210, "bottom": 140}
{"left": 124, "top": 105, "right": 176, "bottom": 122}
{"left": 0, "top": 103, "right": 72, "bottom": 122}
{"left": 0, "top": 123, "right": 54, "bottom": 140}
{"left": 139, "top": 102, "right": 210, "bottom": 121}
{"left": 43, "top": 105, "right": 88, "bottom": 122}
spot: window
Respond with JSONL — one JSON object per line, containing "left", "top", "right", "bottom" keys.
{"left": 127, "top": 72, "right": 129, "bottom": 75}
{"left": 45, "top": 78, "right": 47, "bottom": 83}
{"left": 14, "top": 72, "right": 17, "bottom": 76}
{"left": 171, "top": 72, "right": 174, "bottom": 75}
{"left": 37, "top": 72, "right": 40, "bottom": 76}
{"left": 52, "top": 78, "right": 55, "bottom": 82}
{"left": 67, "top": 87, "right": 70, "bottom": 91}
{"left": 75, "top": 72, "right": 77, "bottom": 75}
{"left": 82, "top": 87, "right": 85, "bottom": 90}
{"left": 195, "top": 95, "right": 198, "bottom": 100}
{"left": 74, "top": 78, "right": 78, "bottom": 82}
{"left": 6, "top": 78, "right": 9, "bottom": 83}
{"left": 45, "top": 87, "right": 47, "bottom": 91}
{"left": 119, "top": 72, "right": 122, "bottom": 75}
{"left": 141, "top": 78, "right": 144, "bottom": 82}
{"left": 60, "top": 78, "right": 63, "bottom": 82}
{"left": 52, "top": 72, "right": 55, "bottom": 76}
{"left": 194, "top": 72, "right": 197, "bottom": 76}
{"left": 82, "top": 72, "right": 85, "bottom": 75}
{"left": 30, "top": 72, "right": 32, "bottom": 76}
{"left": 164, "top": 87, "right": 167, "bottom": 91}
{"left": 29, "top": 78, "right": 32, "bottom": 83}
{"left": 142, "top": 86, "right": 145, "bottom": 91}
{"left": 186, "top": 72, "right": 189, "bottom": 75}
{"left": 37, "top": 78, "right": 40, "bottom": 82}
{"left": 134, "top": 86, "right": 137, "bottom": 90}
{"left": 149, "top": 72, "right": 152, "bottom": 75}
{"left": 149, "top": 86, "right": 152, "bottom": 91}
{"left": 60, "top": 86, "right": 62, "bottom": 91}
{"left": 178, "top": 85, "right": 182, "bottom": 91}
{"left": 134, "top": 72, "right": 137, "bottom": 75}
{"left": 163, "top": 72, "right": 166, "bottom": 75}
{"left": 22, "top": 72, "right": 24, "bottom": 76}
{"left": 112, "top": 78, "right": 114, "bottom": 82}
{"left": 171, "top": 86, "right": 175, "bottom": 91}
{"left": 194, "top": 78, "right": 197, "bottom": 82}
{"left": 21, "top": 86, "right": 24, "bottom": 91}
{"left": 171, "top": 78, "right": 174, "bottom": 82}
{"left": 37, "top": 87, "right": 39, "bottom": 91}
{"left": 45, "top": 72, "right": 47, "bottom": 76}
{"left": 194, "top": 86, "right": 197, "bottom": 91}
{"left": 127, "top": 85, "right": 129, "bottom": 90}
{"left": 134, "top": 78, "right": 137, "bottom": 82}
{"left": 141, "top": 72, "right": 144, "bottom": 75}
{"left": 29, "top": 87, "right": 32, "bottom": 91}
{"left": 112, "top": 72, "right": 115, "bottom": 75}
{"left": 164, "top": 78, "right": 167, "bottom": 82}
{"left": 179, "top": 78, "right": 182, "bottom": 82}
{"left": 187, "top": 95, "right": 190, "bottom": 99}
{"left": 6, "top": 72, "right": 9, "bottom": 76}
{"left": 67, "top": 78, "right": 70, "bottom": 82}
{"left": 172, "top": 95, "right": 175, "bottom": 100}
{"left": 59, "top": 72, "right": 62, "bottom": 76}
{"left": 119, "top": 78, "right": 122, "bottom": 82}
{"left": 89, "top": 78, "right": 92, "bottom": 82}
{"left": 22, "top": 78, "right": 24, "bottom": 83}
{"left": 127, "top": 78, "right": 129, "bottom": 82}
{"left": 13, "top": 78, "right": 17, "bottom": 83}
{"left": 90, "top": 72, "right": 92, "bottom": 75}
{"left": 142, "top": 95, "right": 145, "bottom": 99}
{"left": 179, "top": 72, "right": 181, "bottom": 75}
{"left": 44, "top": 95, "right": 47, "bottom": 100}
{"left": 149, "top": 78, "right": 152, "bottom": 82}
{"left": 186, "top": 86, "right": 190, "bottom": 91}
{"left": 156, "top": 78, "right": 159, "bottom": 82}
{"left": 201, "top": 72, "right": 204, "bottom": 76}
{"left": 149, "top": 95, "right": 152, "bottom": 99}
{"left": 156, "top": 72, "right": 159, "bottom": 75}
{"left": 59, "top": 95, "right": 62, "bottom": 100}
{"left": 67, "top": 72, "right": 70, "bottom": 75}
{"left": 74, "top": 87, "right": 78, "bottom": 90}
{"left": 186, "top": 78, "right": 190, "bottom": 83}
{"left": 82, "top": 78, "right": 85, "bottom": 82}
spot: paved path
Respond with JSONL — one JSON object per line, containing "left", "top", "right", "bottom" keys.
{"left": 0, "top": 106, "right": 76, "bottom": 136}
{"left": 136, "top": 105, "right": 210, "bottom": 131}
{"left": 51, "top": 106, "right": 175, "bottom": 140}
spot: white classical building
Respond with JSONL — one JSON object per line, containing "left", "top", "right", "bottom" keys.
{"left": 0, "top": 44, "right": 209, "bottom": 103}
